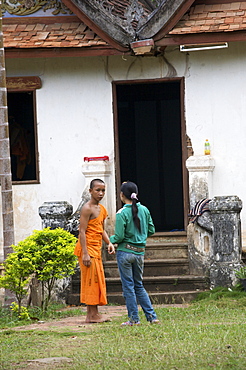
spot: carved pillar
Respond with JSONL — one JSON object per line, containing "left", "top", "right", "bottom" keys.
{"left": 38, "top": 201, "right": 73, "bottom": 229}
{"left": 82, "top": 160, "right": 113, "bottom": 226}
{"left": 186, "top": 155, "right": 215, "bottom": 209}
{"left": 65, "top": 159, "right": 113, "bottom": 238}
{"left": 81, "top": 160, "right": 113, "bottom": 261}
{"left": 209, "top": 196, "right": 242, "bottom": 287}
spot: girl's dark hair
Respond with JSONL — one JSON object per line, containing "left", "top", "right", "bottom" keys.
{"left": 121, "top": 181, "right": 141, "bottom": 232}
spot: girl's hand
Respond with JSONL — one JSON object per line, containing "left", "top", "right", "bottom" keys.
{"left": 107, "top": 242, "right": 115, "bottom": 254}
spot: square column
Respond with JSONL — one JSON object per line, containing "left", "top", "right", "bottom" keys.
{"left": 209, "top": 195, "right": 242, "bottom": 287}
{"left": 81, "top": 159, "right": 114, "bottom": 233}
{"left": 186, "top": 155, "right": 215, "bottom": 209}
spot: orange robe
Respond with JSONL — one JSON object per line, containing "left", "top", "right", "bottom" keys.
{"left": 74, "top": 204, "right": 107, "bottom": 306}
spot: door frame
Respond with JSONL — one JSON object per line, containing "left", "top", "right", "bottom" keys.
{"left": 112, "top": 77, "right": 189, "bottom": 231}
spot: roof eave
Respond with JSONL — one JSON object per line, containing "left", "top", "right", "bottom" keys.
{"left": 156, "top": 30, "right": 246, "bottom": 47}
{"left": 62, "top": 0, "right": 131, "bottom": 51}
{"left": 4, "top": 46, "right": 130, "bottom": 59}
{"left": 137, "top": 0, "right": 196, "bottom": 41}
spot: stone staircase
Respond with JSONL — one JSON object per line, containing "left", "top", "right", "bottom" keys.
{"left": 66, "top": 231, "right": 209, "bottom": 306}
{"left": 104, "top": 232, "right": 209, "bottom": 304}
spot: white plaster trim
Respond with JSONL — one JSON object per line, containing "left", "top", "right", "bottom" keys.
{"left": 186, "top": 155, "right": 215, "bottom": 173}
{"left": 81, "top": 160, "right": 114, "bottom": 233}
{"left": 82, "top": 161, "right": 111, "bottom": 178}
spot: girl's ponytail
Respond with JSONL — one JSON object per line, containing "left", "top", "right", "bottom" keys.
{"left": 121, "top": 182, "right": 141, "bottom": 232}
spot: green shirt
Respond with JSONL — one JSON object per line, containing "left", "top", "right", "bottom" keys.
{"left": 110, "top": 203, "right": 155, "bottom": 255}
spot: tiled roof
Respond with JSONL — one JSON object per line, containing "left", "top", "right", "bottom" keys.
{"left": 170, "top": 1, "right": 246, "bottom": 34}
{"left": 4, "top": 1, "right": 246, "bottom": 50}
{"left": 3, "top": 17, "right": 108, "bottom": 48}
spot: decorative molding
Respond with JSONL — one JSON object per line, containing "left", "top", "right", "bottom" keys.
{"left": 130, "top": 38, "right": 154, "bottom": 55}
{"left": 186, "top": 155, "right": 215, "bottom": 210}
{"left": 186, "top": 155, "right": 215, "bottom": 173}
{"left": 6, "top": 76, "right": 42, "bottom": 91}
{"left": 2, "top": 0, "right": 72, "bottom": 16}
{"left": 74, "top": 0, "right": 149, "bottom": 39}
{"left": 82, "top": 160, "right": 111, "bottom": 178}
{"left": 124, "top": 0, "right": 147, "bottom": 33}
{"left": 91, "top": 0, "right": 146, "bottom": 36}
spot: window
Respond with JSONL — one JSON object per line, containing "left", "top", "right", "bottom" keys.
{"left": 7, "top": 77, "right": 41, "bottom": 183}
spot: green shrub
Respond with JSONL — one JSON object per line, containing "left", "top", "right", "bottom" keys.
{"left": 10, "top": 302, "right": 30, "bottom": 320}
{"left": 0, "top": 250, "right": 34, "bottom": 315}
{"left": 0, "top": 228, "right": 77, "bottom": 313}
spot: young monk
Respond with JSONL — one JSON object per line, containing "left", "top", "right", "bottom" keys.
{"left": 74, "top": 179, "right": 115, "bottom": 323}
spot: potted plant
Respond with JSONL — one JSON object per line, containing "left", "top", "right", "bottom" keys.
{"left": 235, "top": 265, "right": 246, "bottom": 291}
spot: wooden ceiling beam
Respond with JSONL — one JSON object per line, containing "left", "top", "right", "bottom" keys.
{"left": 4, "top": 47, "right": 129, "bottom": 59}
{"left": 156, "top": 31, "right": 246, "bottom": 46}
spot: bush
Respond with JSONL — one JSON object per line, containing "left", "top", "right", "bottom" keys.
{"left": 0, "top": 228, "right": 77, "bottom": 313}
{"left": 10, "top": 302, "right": 30, "bottom": 320}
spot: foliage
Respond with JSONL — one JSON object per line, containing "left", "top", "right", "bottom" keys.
{"left": 194, "top": 286, "right": 246, "bottom": 302}
{"left": 27, "top": 228, "right": 77, "bottom": 310}
{"left": 0, "top": 250, "right": 34, "bottom": 315}
{"left": 10, "top": 302, "right": 30, "bottom": 320}
{"left": 0, "top": 228, "right": 77, "bottom": 312}
{"left": 0, "top": 303, "right": 83, "bottom": 328}
{"left": 234, "top": 265, "right": 246, "bottom": 279}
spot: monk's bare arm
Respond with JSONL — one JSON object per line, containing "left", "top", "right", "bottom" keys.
{"left": 102, "top": 222, "right": 115, "bottom": 255}
{"left": 79, "top": 204, "right": 91, "bottom": 267}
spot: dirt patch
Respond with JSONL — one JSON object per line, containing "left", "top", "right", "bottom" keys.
{"left": 8, "top": 305, "right": 128, "bottom": 332}
{"left": 3, "top": 304, "right": 188, "bottom": 333}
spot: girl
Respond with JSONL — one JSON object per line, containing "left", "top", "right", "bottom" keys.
{"left": 110, "top": 181, "right": 159, "bottom": 326}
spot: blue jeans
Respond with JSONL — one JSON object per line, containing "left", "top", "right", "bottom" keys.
{"left": 117, "top": 250, "right": 157, "bottom": 323}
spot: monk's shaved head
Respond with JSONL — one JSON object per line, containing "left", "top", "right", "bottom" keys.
{"left": 90, "top": 179, "right": 105, "bottom": 189}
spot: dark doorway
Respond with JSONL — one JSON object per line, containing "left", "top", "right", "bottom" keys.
{"left": 114, "top": 80, "right": 185, "bottom": 232}
{"left": 8, "top": 91, "right": 38, "bottom": 183}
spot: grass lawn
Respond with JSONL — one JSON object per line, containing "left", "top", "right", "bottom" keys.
{"left": 0, "top": 289, "right": 246, "bottom": 370}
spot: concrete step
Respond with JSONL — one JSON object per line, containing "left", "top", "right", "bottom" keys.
{"left": 145, "top": 242, "right": 188, "bottom": 259}
{"left": 104, "top": 259, "right": 190, "bottom": 278}
{"left": 66, "top": 290, "right": 205, "bottom": 306}
{"left": 147, "top": 231, "right": 187, "bottom": 243}
{"left": 66, "top": 231, "right": 210, "bottom": 306}
{"left": 105, "top": 242, "right": 188, "bottom": 261}
{"left": 67, "top": 272, "right": 209, "bottom": 305}
{"left": 106, "top": 275, "right": 209, "bottom": 294}
{"left": 107, "top": 290, "right": 207, "bottom": 305}
{"left": 66, "top": 293, "right": 80, "bottom": 306}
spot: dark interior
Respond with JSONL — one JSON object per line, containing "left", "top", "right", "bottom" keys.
{"left": 116, "top": 81, "right": 184, "bottom": 232}
{"left": 8, "top": 91, "right": 37, "bottom": 182}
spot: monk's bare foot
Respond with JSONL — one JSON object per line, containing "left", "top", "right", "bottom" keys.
{"left": 85, "top": 314, "right": 112, "bottom": 323}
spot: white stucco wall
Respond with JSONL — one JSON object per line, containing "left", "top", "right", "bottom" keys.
{"left": 1, "top": 41, "right": 246, "bottom": 257}
{"left": 181, "top": 42, "right": 246, "bottom": 246}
